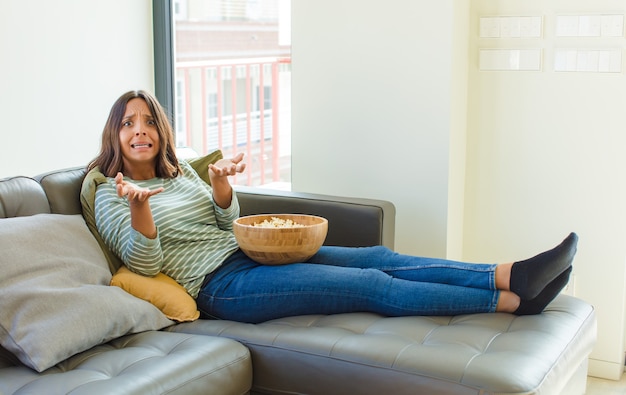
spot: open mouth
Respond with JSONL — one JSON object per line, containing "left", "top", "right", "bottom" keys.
{"left": 131, "top": 143, "right": 153, "bottom": 148}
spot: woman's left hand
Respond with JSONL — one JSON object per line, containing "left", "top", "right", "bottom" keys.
{"left": 208, "top": 153, "right": 246, "bottom": 209}
{"left": 208, "top": 153, "right": 246, "bottom": 179}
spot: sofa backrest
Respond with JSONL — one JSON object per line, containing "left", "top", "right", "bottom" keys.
{"left": 1, "top": 167, "right": 395, "bottom": 248}
{"left": 0, "top": 167, "right": 86, "bottom": 218}
{"left": 234, "top": 186, "right": 395, "bottom": 249}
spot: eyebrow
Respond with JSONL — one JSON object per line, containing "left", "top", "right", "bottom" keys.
{"left": 122, "top": 112, "right": 154, "bottom": 123}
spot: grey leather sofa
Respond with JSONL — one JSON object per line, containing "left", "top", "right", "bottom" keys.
{"left": 0, "top": 166, "right": 597, "bottom": 395}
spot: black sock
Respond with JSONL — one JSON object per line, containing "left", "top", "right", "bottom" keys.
{"left": 510, "top": 232, "right": 578, "bottom": 300}
{"left": 514, "top": 266, "right": 572, "bottom": 315}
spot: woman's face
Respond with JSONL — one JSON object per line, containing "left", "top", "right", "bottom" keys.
{"left": 119, "top": 98, "right": 161, "bottom": 173}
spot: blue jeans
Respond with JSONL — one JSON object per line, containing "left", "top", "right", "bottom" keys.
{"left": 197, "top": 246, "right": 500, "bottom": 323}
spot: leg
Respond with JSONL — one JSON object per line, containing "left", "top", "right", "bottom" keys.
{"left": 311, "top": 233, "right": 577, "bottom": 299}
{"left": 496, "top": 291, "right": 520, "bottom": 312}
{"left": 495, "top": 263, "right": 513, "bottom": 291}
{"left": 197, "top": 251, "right": 499, "bottom": 323}
{"left": 309, "top": 246, "right": 498, "bottom": 291}
{"left": 307, "top": 232, "right": 577, "bottom": 315}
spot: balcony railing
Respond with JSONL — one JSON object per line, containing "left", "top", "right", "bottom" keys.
{"left": 175, "top": 57, "right": 291, "bottom": 187}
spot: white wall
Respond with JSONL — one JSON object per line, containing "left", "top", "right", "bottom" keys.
{"left": 0, "top": 0, "right": 154, "bottom": 178}
{"left": 291, "top": 0, "right": 465, "bottom": 259}
{"left": 292, "top": 0, "right": 626, "bottom": 380}
{"left": 465, "top": 0, "right": 626, "bottom": 380}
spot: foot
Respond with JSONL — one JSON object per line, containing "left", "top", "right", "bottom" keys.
{"left": 514, "top": 266, "right": 572, "bottom": 315}
{"left": 510, "top": 232, "right": 577, "bottom": 300}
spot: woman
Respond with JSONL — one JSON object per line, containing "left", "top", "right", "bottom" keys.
{"left": 88, "top": 90, "right": 577, "bottom": 324}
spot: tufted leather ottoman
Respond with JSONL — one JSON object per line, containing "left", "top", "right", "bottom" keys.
{"left": 170, "top": 295, "right": 596, "bottom": 395}
{"left": 0, "top": 331, "right": 252, "bottom": 395}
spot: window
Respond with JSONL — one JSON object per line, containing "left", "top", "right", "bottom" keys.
{"left": 173, "top": 0, "right": 187, "bottom": 20}
{"left": 155, "top": 0, "right": 292, "bottom": 189}
{"left": 174, "top": 79, "right": 187, "bottom": 146}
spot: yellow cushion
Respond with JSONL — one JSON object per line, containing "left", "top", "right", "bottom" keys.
{"left": 110, "top": 266, "right": 200, "bottom": 322}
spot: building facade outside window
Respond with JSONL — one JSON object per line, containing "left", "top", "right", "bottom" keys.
{"left": 171, "top": 0, "right": 292, "bottom": 189}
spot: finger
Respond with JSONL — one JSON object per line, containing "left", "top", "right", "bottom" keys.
{"left": 116, "top": 184, "right": 125, "bottom": 198}
{"left": 149, "top": 187, "right": 165, "bottom": 197}
{"left": 210, "top": 164, "right": 226, "bottom": 176}
{"left": 125, "top": 189, "right": 136, "bottom": 201}
{"left": 140, "top": 190, "right": 151, "bottom": 201}
{"left": 232, "top": 152, "right": 244, "bottom": 163}
{"left": 128, "top": 189, "right": 144, "bottom": 201}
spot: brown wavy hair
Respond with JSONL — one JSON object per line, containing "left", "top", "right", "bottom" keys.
{"left": 88, "top": 90, "right": 182, "bottom": 178}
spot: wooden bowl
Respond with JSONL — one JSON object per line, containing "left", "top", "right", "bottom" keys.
{"left": 233, "top": 214, "right": 328, "bottom": 265}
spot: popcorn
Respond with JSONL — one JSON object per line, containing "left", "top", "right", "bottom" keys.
{"left": 252, "top": 216, "right": 305, "bottom": 228}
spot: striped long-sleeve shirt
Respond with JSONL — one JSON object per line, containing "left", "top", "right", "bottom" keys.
{"left": 94, "top": 160, "right": 240, "bottom": 298}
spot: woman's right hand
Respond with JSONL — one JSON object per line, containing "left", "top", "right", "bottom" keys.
{"left": 115, "top": 172, "right": 164, "bottom": 203}
{"left": 114, "top": 173, "right": 162, "bottom": 239}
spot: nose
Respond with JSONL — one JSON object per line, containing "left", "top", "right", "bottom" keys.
{"left": 134, "top": 125, "right": 146, "bottom": 136}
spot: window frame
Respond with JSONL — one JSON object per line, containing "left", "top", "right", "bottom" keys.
{"left": 152, "top": 0, "right": 176, "bottom": 124}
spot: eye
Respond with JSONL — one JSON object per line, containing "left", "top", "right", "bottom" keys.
{"left": 147, "top": 119, "right": 156, "bottom": 126}
{"left": 122, "top": 120, "right": 132, "bottom": 127}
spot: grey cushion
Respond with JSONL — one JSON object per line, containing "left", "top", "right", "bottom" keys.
{"left": 0, "top": 331, "right": 253, "bottom": 395}
{"left": 0, "top": 214, "right": 174, "bottom": 372}
{"left": 169, "top": 295, "right": 596, "bottom": 395}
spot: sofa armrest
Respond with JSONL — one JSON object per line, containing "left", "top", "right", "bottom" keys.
{"left": 0, "top": 176, "right": 51, "bottom": 218}
{"left": 234, "top": 186, "right": 396, "bottom": 250}
{"left": 35, "top": 167, "right": 87, "bottom": 215}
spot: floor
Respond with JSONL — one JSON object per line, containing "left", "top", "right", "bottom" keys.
{"left": 586, "top": 373, "right": 626, "bottom": 394}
